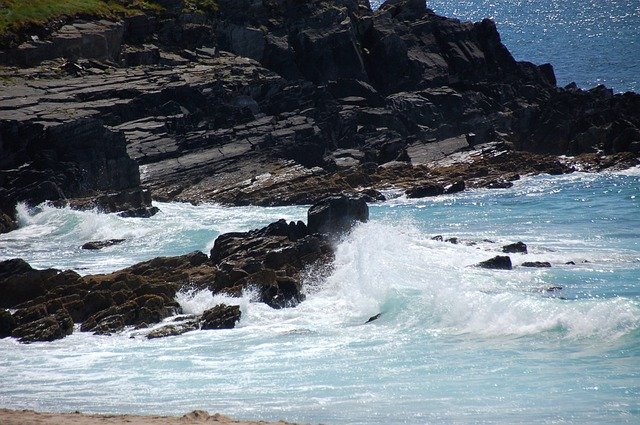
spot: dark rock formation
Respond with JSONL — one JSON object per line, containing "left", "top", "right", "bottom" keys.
{"left": 146, "top": 320, "right": 199, "bottom": 339}
{"left": 502, "top": 242, "right": 528, "bottom": 254}
{"left": 0, "top": 309, "right": 16, "bottom": 338}
{"left": 0, "top": 211, "right": 17, "bottom": 234}
{"left": 406, "top": 183, "right": 445, "bottom": 198}
{"left": 307, "top": 196, "right": 369, "bottom": 236}
{"left": 12, "top": 309, "right": 74, "bottom": 343}
{"left": 201, "top": 304, "right": 241, "bottom": 330}
{"left": 522, "top": 261, "right": 552, "bottom": 268}
{"left": 210, "top": 218, "right": 332, "bottom": 308}
{"left": 476, "top": 255, "right": 512, "bottom": 270}
{"left": 0, "top": 259, "right": 84, "bottom": 309}
{"left": 81, "top": 239, "right": 126, "bottom": 250}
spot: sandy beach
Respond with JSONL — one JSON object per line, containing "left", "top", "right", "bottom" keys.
{"left": 0, "top": 409, "right": 301, "bottom": 425}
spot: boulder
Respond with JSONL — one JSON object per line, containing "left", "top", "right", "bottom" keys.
{"left": 406, "top": 183, "right": 445, "bottom": 198}
{"left": 307, "top": 196, "right": 369, "bottom": 236}
{"left": 476, "top": 255, "right": 512, "bottom": 270}
{"left": 502, "top": 241, "right": 528, "bottom": 254}
{"left": 201, "top": 304, "right": 241, "bottom": 330}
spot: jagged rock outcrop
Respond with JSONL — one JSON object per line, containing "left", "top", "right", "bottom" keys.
{"left": 307, "top": 196, "right": 369, "bottom": 236}
{"left": 210, "top": 218, "right": 331, "bottom": 308}
{"left": 200, "top": 304, "right": 241, "bottom": 330}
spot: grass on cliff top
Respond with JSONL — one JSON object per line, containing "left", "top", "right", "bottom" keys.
{"left": 0, "top": 0, "right": 218, "bottom": 45}
{"left": 0, "top": 0, "right": 160, "bottom": 35}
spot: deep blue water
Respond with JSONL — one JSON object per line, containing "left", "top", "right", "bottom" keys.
{"left": 371, "top": 0, "right": 640, "bottom": 93}
{"left": 1, "top": 170, "right": 639, "bottom": 424}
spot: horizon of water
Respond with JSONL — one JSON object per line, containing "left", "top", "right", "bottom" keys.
{"left": 1, "top": 169, "right": 639, "bottom": 424}
{"left": 370, "top": 0, "right": 639, "bottom": 93}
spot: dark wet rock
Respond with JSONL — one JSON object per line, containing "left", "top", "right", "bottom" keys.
{"left": 545, "top": 286, "right": 563, "bottom": 292}
{"left": 521, "top": 261, "right": 551, "bottom": 268}
{"left": 210, "top": 217, "right": 333, "bottom": 308}
{"left": 502, "top": 241, "right": 528, "bottom": 254}
{"left": 0, "top": 212, "right": 17, "bottom": 234}
{"left": 445, "top": 180, "right": 466, "bottom": 194}
{"left": 307, "top": 196, "right": 369, "bottom": 236}
{"left": 118, "top": 206, "right": 160, "bottom": 218}
{"left": 366, "top": 313, "right": 381, "bottom": 323}
{"left": 146, "top": 321, "right": 199, "bottom": 339}
{"left": 81, "top": 239, "right": 126, "bottom": 250}
{"left": 445, "top": 237, "right": 459, "bottom": 244}
{"left": 476, "top": 255, "right": 512, "bottom": 270}
{"left": 201, "top": 304, "right": 241, "bottom": 330}
{"left": 431, "top": 235, "right": 443, "bottom": 241}
{"left": 406, "top": 183, "right": 445, "bottom": 198}
{"left": 0, "top": 117, "right": 147, "bottom": 222}
{"left": 0, "top": 309, "right": 16, "bottom": 338}
{"left": 0, "top": 259, "right": 83, "bottom": 309}
{"left": 11, "top": 309, "right": 74, "bottom": 343}
{"left": 565, "top": 261, "right": 576, "bottom": 265}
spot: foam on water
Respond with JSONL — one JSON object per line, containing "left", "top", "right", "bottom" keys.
{"left": 0, "top": 202, "right": 306, "bottom": 274}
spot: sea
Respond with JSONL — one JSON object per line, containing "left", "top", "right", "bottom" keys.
{"left": 1, "top": 170, "right": 639, "bottom": 424}
{"left": 1, "top": 1, "right": 640, "bottom": 424}
{"left": 371, "top": 0, "right": 640, "bottom": 93}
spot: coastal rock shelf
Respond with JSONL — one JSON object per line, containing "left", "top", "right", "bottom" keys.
{"left": 0, "top": 196, "right": 368, "bottom": 343}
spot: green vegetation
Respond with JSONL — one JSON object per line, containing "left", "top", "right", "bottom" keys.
{"left": 0, "top": 0, "right": 161, "bottom": 38}
{"left": 0, "top": 0, "right": 219, "bottom": 45}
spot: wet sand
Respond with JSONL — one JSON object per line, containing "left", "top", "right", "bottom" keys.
{"left": 0, "top": 409, "right": 302, "bottom": 425}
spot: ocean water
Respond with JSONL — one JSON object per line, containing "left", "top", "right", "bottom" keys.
{"left": 370, "top": 0, "right": 640, "bottom": 93}
{"left": 1, "top": 170, "right": 639, "bottom": 424}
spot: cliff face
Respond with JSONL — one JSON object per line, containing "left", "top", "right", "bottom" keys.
{"left": 0, "top": 0, "right": 638, "bottom": 229}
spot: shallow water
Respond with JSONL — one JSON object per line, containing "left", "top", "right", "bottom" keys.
{"left": 371, "top": 0, "right": 640, "bottom": 93}
{"left": 1, "top": 170, "right": 639, "bottom": 424}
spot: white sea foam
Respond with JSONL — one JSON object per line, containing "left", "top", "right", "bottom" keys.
{"left": 291, "top": 220, "right": 640, "bottom": 340}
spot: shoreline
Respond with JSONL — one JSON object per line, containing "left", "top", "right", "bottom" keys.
{"left": 0, "top": 409, "right": 302, "bottom": 425}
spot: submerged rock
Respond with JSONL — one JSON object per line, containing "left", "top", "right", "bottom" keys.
{"left": 476, "top": 255, "right": 513, "bottom": 270}
{"left": 146, "top": 321, "right": 199, "bottom": 339}
{"left": 81, "top": 239, "right": 126, "bottom": 250}
{"left": 521, "top": 261, "right": 552, "bottom": 268}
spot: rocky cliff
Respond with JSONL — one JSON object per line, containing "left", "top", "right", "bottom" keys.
{"left": 0, "top": 0, "right": 638, "bottom": 230}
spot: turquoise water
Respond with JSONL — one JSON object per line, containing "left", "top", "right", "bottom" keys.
{"left": 1, "top": 170, "right": 639, "bottom": 424}
{"left": 371, "top": 0, "right": 640, "bottom": 93}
